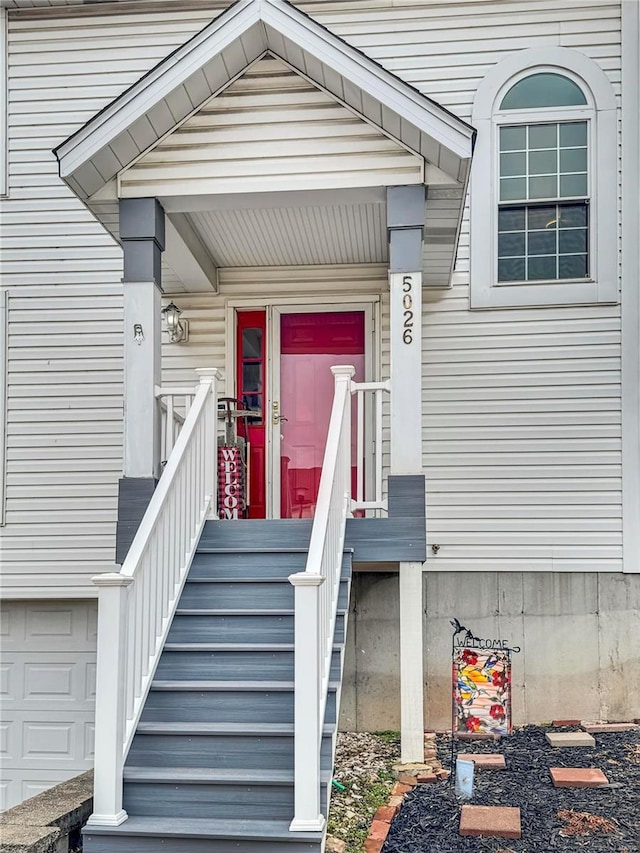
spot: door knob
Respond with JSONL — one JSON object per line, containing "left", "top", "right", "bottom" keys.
{"left": 272, "top": 413, "right": 288, "bottom": 425}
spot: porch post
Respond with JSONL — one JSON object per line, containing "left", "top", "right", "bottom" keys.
{"left": 387, "top": 185, "right": 426, "bottom": 763}
{"left": 116, "top": 198, "right": 165, "bottom": 562}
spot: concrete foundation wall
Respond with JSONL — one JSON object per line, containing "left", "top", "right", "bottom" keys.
{"left": 339, "top": 572, "right": 640, "bottom": 731}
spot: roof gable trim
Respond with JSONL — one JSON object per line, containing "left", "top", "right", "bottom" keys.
{"left": 55, "top": 0, "right": 474, "bottom": 194}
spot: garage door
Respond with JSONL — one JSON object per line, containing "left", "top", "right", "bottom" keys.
{"left": 0, "top": 601, "right": 97, "bottom": 811}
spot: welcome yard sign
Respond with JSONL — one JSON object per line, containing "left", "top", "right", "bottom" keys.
{"left": 451, "top": 619, "right": 520, "bottom": 736}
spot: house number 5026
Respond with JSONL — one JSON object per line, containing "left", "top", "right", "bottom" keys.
{"left": 402, "top": 275, "right": 414, "bottom": 345}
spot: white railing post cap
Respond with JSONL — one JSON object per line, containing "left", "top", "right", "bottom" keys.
{"left": 288, "top": 572, "right": 325, "bottom": 587}
{"left": 330, "top": 365, "right": 356, "bottom": 378}
{"left": 195, "top": 367, "right": 223, "bottom": 384}
{"left": 91, "top": 573, "right": 134, "bottom": 588}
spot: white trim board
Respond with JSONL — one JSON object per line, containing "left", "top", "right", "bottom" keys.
{"left": 621, "top": 0, "right": 640, "bottom": 574}
{"left": 0, "top": 288, "right": 7, "bottom": 527}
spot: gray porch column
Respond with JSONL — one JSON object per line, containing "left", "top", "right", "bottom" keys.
{"left": 116, "top": 198, "right": 165, "bottom": 563}
{"left": 387, "top": 185, "right": 426, "bottom": 763}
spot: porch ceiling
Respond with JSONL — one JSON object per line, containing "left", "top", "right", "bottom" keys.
{"left": 158, "top": 185, "right": 462, "bottom": 288}
{"left": 185, "top": 201, "right": 387, "bottom": 270}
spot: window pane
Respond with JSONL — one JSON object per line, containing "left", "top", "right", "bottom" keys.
{"left": 500, "top": 73, "right": 587, "bottom": 110}
{"left": 560, "top": 174, "right": 588, "bottom": 197}
{"left": 528, "top": 206, "right": 557, "bottom": 230}
{"left": 558, "top": 228, "right": 588, "bottom": 254}
{"left": 242, "top": 328, "right": 262, "bottom": 359}
{"left": 500, "top": 125, "right": 526, "bottom": 152}
{"left": 499, "top": 206, "right": 526, "bottom": 231}
{"left": 499, "top": 231, "right": 526, "bottom": 257}
{"left": 529, "top": 175, "right": 557, "bottom": 199}
{"left": 559, "top": 254, "right": 588, "bottom": 279}
{"left": 560, "top": 121, "right": 588, "bottom": 147}
{"left": 560, "top": 147, "right": 587, "bottom": 173}
{"left": 498, "top": 257, "right": 526, "bottom": 282}
{"left": 528, "top": 230, "right": 556, "bottom": 256}
{"left": 558, "top": 204, "right": 588, "bottom": 228}
{"left": 529, "top": 124, "right": 557, "bottom": 149}
{"left": 528, "top": 256, "right": 556, "bottom": 280}
{"left": 242, "top": 362, "right": 262, "bottom": 393}
{"left": 500, "top": 152, "right": 526, "bottom": 177}
{"left": 529, "top": 149, "right": 557, "bottom": 175}
{"left": 500, "top": 177, "right": 526, "bottom": 201}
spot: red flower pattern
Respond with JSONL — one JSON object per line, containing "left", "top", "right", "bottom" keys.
{"left": 465, "top": 716, "right": 482, "bottom": 732}
{"left": 461, "top": 649, "right": 478, "bottom": 665}
{"left": 490, "top": 703, "right": 505, "bottom": 720}
{"left": 491, "top": 669, "right": 508, "bottom": 688}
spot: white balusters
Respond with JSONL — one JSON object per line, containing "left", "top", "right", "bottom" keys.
{"left": 89, "top": 368, "right": 221, "bottom": 827}
{"left": 351, "top": 380, "right": 390, "bottom": 513}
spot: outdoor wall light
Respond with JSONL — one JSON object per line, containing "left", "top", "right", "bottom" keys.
{"left": 162, "top": 301, "right": 189, "bottom": 344}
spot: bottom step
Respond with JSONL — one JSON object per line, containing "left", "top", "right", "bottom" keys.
{"left": 84, "top": 816, "right": 323, "bottom": 853}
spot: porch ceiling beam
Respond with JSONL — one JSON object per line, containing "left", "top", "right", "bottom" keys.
{"left": 164, "top": 213, "right": 219, "bottom": 293}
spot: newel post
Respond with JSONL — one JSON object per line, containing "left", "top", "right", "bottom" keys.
{"left": 88, "top": 573, "right": 134, "bottom": 826}
{"left": 288, "top": 572, "right": 326, "bottom": 833}
{"left": 195, "top": 367, "right": 222, "bottom": 519}
{"left": 330, "top": 365, "right": 355, "bottom": 502}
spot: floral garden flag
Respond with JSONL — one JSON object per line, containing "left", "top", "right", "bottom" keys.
{"left": 452, "top": 647, "right": 512, "bottom": 736}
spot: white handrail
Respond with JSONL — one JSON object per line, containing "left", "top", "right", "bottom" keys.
{"left": 288, "top": 365, "right": 354, "bottom": 833}
{"left": 88, "top": 367, "right": 221, "bottom": 827}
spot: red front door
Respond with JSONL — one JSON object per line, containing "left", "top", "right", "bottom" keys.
{"left": 278, "top": 311, "right": 365, "bottom": 519}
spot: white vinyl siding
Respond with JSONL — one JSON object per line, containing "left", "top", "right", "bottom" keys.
{"left": 120, "top": 56, "right": 422, "bottom": 198}
{"left": 0, "top": 287, "right": 124, "bottom": 596}
{"left": 1, "top": 0, "right": 623, "bottom": 589}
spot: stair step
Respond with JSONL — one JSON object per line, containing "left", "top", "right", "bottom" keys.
{"left": 189, "top": 551, "right": 310, "bottom": 579}
{"left": 198, "top": 519, "right": 313, "bottom": 550}
{"left": 135, "top": 722, "right": 333, "bottom": 737}
{"left": 125, "top": 766, "right": 294, "bottom": 783}
{"left": 196, "top": 548, "right": 310, "bottom": 554}
{"left": 122, "top": 766, "right": 330, "bottom": 816}
{"left": 127, "top": 728, "right": 333, "bottom": 771}
{"left": 185, "top": 577, "right": 298, "bottom": 583}
{"left": 83, "top": 816, "right": 323, "bottom": 852}
{"left": 141, "top": 683, "right": 338, "bottom": 725}
{"left": 151, "top": 680, "right": 337, "bottom": 691}
{"left": 155, "top": 647, "right": 342, "bottom": 681}
{"left": 178, "top": 576, "right": 350, "bottom": 611}
{"left": 168, "top": 611, "right": 346, "bottom": 644}
{"left": 164, "top": 642, "right": 296, "bottom": 651}
{"left": 175, "top": 609, "right": 296, "bottom": 616}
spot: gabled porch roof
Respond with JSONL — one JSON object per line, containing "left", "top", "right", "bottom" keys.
{"left": 54, "top": 0, "right": 475, "bottom": 289}
{"left": 55, "top": 0, "right": 474, "bottom": 197}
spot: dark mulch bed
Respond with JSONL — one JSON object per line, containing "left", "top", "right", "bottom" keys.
{"left": 383, "top": 725, "right": 640, "bottom": 853}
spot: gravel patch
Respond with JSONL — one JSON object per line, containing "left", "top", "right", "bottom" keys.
{"left": 328, "top": 731, "right": 401, "bottom": 852}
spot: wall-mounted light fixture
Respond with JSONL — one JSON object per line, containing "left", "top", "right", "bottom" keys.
{"left": 162, "top": 302, "right": 189, "bottom": 344}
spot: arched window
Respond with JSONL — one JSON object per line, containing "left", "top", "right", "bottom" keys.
{"left": 471, "top": 49, "right": 617, "bottom": 308}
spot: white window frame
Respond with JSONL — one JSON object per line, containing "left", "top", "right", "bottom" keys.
{"left": 471, "top": 48, "right": 618, "bottom": 309}
{"left": 0, "top": 7, "right": 7, "bottom": 198}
